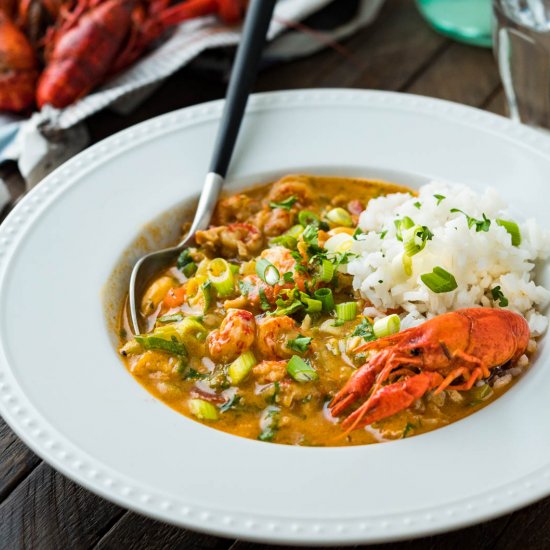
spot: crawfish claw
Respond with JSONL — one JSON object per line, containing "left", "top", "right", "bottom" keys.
{"left": 340, "top": 372, "right": 443, "bottom": 430}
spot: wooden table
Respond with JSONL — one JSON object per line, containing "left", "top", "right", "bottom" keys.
{"left": 1, "top": 1, "right": 549, "bottom": 548}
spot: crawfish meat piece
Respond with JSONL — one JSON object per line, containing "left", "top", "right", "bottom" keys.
{"left": 195, "top": 222, "right": 263, "bottom": 259}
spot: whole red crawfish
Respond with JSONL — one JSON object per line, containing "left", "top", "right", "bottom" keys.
{"left": 0, "top": 0, "right": 246, "bottom": 112}
{"left": 329, "top": 308, "right": 530, "bottom": 433}
{"left": 0, "top": 9, "right": 38, "bottom": 111}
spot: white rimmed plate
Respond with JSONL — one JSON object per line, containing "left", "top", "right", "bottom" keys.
{"left": 1, "top": 90, "right": 550, "bottom": 545}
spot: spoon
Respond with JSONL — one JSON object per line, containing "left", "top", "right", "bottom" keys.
{"left": 128, "top": 0, "right": 277, "bottom": 335}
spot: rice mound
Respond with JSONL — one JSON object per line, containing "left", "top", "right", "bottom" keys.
{"left": 347, "top": 181, "right": 550, "bottom": 335}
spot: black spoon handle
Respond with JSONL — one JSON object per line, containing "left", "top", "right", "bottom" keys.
{"left": 208, "top": 0, "right": 277, "bottom": 177}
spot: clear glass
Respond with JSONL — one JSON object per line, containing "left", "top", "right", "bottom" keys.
{"left": 494, "top": 0, "right": 550, "bottom": 128}
{"left": 416, "top": 0, "right": 493, "bottom": 47}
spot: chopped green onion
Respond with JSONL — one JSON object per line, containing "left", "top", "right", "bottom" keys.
{"left": 153, "top": 317, "right": 207, "bottom": 343}
{"left": 200, "top": 281, "right": 213, "bottom": 312}
{"left": 207, "top": 258, "right": 234, "bottom": 296}
{"left": 228, "top": 351, "right": 256, "bottom": 385}
{"left": 325, "top": 207, "right": 353, "bottom": 227}
{"left": 287, "top": 336, "right": 312, "bottom": 353}
{"left": 302, "top": 297, "right": 322, "bottom": 313}
{"left": 496, "top": 219, "right": 521, "bottom": 246}
{"left": 120, "top": 339, "right": 142, "bottom": 356}
{"left": 270, "top": 235, "right": 298, "bottom": 250}
{"left": 319, "top": 259, "right": 335, "bottom": 282}
{"left": 299, "top": 210, "right": 321, "bottom": 227}
{"left": 269, "top": 196, "right": 297, "bottom": 210}
{"left": 135, "top": 335, "right": 187, "bottom": 356}
{"left": 434, "top": 194, "right": 446, "bottom": 205}
{"left": 394, "top": 216, "right": 415, "bottom": 241}
{"left": 413, "top": 201, "right": 421, "bottom": 209}
{"left": 314, "top": 287, "right": 334, "bottom": 312}
{"left": 336, "top": 301, "right": 357, "bottom": 321}
{"left": 285, "top": 224, "right": 304, "bottom": 239}
{"left": 272, "top": 299, "right": 303, "bottom": 316}
{"left": 403, "top": 224, "right": 433, "bottom": 256}
{"left": 286, "top": 355, "right": 319, "bottom": 382}
{"left": 373, "top": 314, "right": 401, "bottom": 338}
{"left": 158, "top": 313, "right": 185, "bottom": 323}
{"left": 421, "top": 266, "right": 458, "bottom": 293}
{"left": 469, "top": 384, "right": 493, "bottom": 402}
{"left": 188, "top": 398, "right": 218, "bottom": 421}
{"left": 402, "top": 253, "right": 413, "bottom": 276}
{"left": 256, "top": 258, "right": 280, "bottom": 286}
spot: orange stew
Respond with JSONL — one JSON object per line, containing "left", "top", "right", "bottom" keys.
{"left": 118, "top": 175, "right": 527, "bottom": 446}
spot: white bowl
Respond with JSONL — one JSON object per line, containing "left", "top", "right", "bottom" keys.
{"left": 1, "top": 90, "right": 549, "bottom": 545}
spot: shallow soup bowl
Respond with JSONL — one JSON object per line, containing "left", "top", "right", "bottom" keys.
{"left": 1, "top": 90, "right": 550, "bottom": 545}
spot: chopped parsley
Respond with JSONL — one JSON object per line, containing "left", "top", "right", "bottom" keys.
{"left": 287, "top": 336, "right": 313, "bottom": 353}
{"left": 451, "top": 209, "right": 491, "bottom": 232}
{"left": 434, "top": 194, "right": 446, "bottom": 205}
{"left": 258, "top": 406, "right": 280, "bottom": 442}
{"left": 413, "top": 201, "right": 421, "bottom": 209}
{"left": 402, "top": 422, "right": 415, "bottom": 438}
{"left": 353, "top": 227, "right": 367, "bottom": 239}
{"left": 352, "top": 317, "right": 376, "bottom": 341}
{"left": 258, "top": 287, "right": 271, "bottom": 311}
{"left": 269, "top": 196, "right": 298, "bottom": 210}
{"left": 219, "top": 394, "right": 242, "bottom": 412}
{"left": 491, "top": 286, "right": 509, "bottom": 307}
{"left": 283, "top": 272, "right": 295, "bottom": 284}
{"left": 238, "top": 279, "right": 254, "bottom": 296}
{"left": 176, "top": 248, "right": 197, "bottom": 277}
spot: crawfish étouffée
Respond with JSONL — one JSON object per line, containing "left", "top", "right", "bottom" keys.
{"left": 118, "top": 175, "right": 531, "bottom": 446}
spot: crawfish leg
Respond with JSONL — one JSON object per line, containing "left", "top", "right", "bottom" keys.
{"left": 446, "top": 368, "right": 483, "bottom": 391}
{"left": 342, "top": 372, "right": 443, "bottom": 431}
{"left": 453, "top": 349, "right": 491, "bottom": 378}
{"left": 329, "top": 350, "right": 392, "bottom": 416}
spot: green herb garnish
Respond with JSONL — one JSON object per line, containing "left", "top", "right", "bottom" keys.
{"left": 269, "top": 196, "right": 297, "bottom": 210}
{"left": 451, "top": 209, "right": 491, "bottom": 232}
{"left": 420, "top": 266, "right": 458, "bottom": 293}
{"left": 491, "top": 285, "right": 509, "bottom": 307}
{"left": 352, "top": 317, "right": 376, "bottom": 341}
{"left": 287, "top": 336, "right": 312, "bottom": 353}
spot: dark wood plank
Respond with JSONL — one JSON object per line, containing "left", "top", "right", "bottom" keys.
{"left": 0, "top": 463, "right": 125, "bottom": 549}
{"left": 483, "top": 88, "right": 507, "bottom": 117}
{"left": 406, "top": 42, "right": 500, "bottom": 106}
{"left": 490, "top": 499, "right": 550, "bottom": 550}
{"left": 314, "top": 0, "right": 450, "bottom": 91}
{"left": 0, "top": 419, "right": 41, "bottom": 502}
{"left": 256, "top": 0, "right": 450, "bottom": 93}
{"left": 95, "top": 512, "right": 233, "bottom": 550}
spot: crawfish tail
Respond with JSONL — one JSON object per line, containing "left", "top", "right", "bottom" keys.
{"left": 0, "top": 11, "right": 38, "bottom": 112}
{"left": 36, "top": 0, "right": 134, "bottom": 109}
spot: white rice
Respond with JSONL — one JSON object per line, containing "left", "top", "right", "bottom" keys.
{"left": 347, "top": 181, "right": 550, "bottom": 335}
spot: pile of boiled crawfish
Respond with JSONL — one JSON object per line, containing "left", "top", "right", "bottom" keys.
{"left": 0, "top": 0, "right": 246, "bottom": 112}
